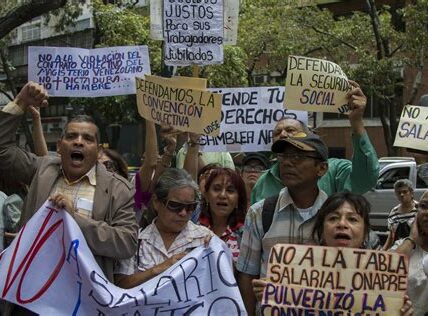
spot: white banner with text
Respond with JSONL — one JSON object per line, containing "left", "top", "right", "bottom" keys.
{"left": 0, "top": 202, "right": 246, "bottom": 315}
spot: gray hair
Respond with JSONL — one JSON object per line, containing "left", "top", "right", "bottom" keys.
{"left": 275, "top": 118, "right": 312, "bottom": 134}
{"left": 154, "top": 168, "right": 199, "bottom": 201}
{"left": 394, "top": 179, "right": 414, "bottom": 192}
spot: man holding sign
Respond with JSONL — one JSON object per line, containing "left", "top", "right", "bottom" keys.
{"left": 237, "top": 132, "right": 329, "bottom": 314}
{"left": 251, "top": 80, "right": 379, "bottom": 204}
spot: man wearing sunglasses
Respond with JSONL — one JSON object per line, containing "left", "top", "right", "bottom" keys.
{"left": 251, "top": 80, "right": 379, "bottom": 205}
{"left": 237, "top": 133, "right": 329, "bottom": 315}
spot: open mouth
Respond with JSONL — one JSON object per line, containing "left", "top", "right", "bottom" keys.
{"left": 216, "top": 202, "right": 229, "bottom": 207}
{"left": 70, "top": 151, "right": 84, "bottom": 164}
{"left": 334, "top": 233, "right": 351, "bottom": 240}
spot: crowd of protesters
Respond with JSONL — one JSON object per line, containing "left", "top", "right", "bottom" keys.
{"left": 0, "top": 81, "right": 427, "bottom": 315}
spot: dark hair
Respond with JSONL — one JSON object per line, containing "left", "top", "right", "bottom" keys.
{"left": 202, "top": 168, "right": 247, "bottom": 229}
{"left": 102, "top": 148, "right": 129, "bottom": 180}
{"left": 63, "top": 115, "right": 100, "bottom": 143}
{"left": 311, "top": 192, "right": 371, "bottom": 246}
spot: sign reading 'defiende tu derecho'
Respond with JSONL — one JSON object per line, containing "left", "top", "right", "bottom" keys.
{"left": 163, "top": 0, "right": 224, "bottom": 66}
{"left": 28, "top": 46, "right": 151, "bottom": 97}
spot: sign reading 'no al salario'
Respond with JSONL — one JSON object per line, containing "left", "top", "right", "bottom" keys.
{"left": 163, "top": 0, "right": 224, "bottom": 66}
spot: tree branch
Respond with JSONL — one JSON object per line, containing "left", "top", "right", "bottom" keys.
{"left": 0, "top": 0, "right": 68, "bottom": 39}
{"left": 366, "top": 0, "right": 385, "bottom": 59}
{"left": 311, "top": 26, "right": 357, "bottom": 51}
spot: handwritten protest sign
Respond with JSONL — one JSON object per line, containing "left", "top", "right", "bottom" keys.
{"left": 136, "top": 75, "right": 222, "bottom": 135}
{"left": 394, "top": 105, "right": 428, "bottom": 152}
{"left": 0, "top": 202, "right": 246, "bottom": 315}
{"left": 163, "top": 0, "right": 224, "bottom": 66}
{"left": 28, "top": 46, "right": 151, "bottom": 97}
{"left": 262, "top": 244, "right": 408, "bottom": 316}
{"left": 284, "top": 55, "right": 351, "bottom": 113}
{"left": 200, "top": 87, "right": 307, "bottom": 152}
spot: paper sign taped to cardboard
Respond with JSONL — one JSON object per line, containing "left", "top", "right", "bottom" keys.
{"left": 284, "top": 55, "right": 351, "bottom": 113}
{"left": 136, "top": 75, "right": 222, "bottom": 136}
{"left": 262, "top": 244, "right": 408, "bottom": 316}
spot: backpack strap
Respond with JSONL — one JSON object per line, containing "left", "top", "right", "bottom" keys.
{"left": 262, "top": 194, "right": 279, "bottom": 235}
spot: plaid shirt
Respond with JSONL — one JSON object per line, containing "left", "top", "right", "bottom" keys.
{"left": 50, "top": 166, "right": 96, "bottom": 218}
{"left": 115, "top": 220, "right": 214, "bottom": 275}
{"left": 236, "top": 187, "right": 327, "bottom": 277}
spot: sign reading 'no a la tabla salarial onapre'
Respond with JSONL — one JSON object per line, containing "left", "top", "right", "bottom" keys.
{"left": 163, "top": 0, "right": 224, "bottom": 66}
{"left": 262, "top": 244, "right": 408, "bottom": 316}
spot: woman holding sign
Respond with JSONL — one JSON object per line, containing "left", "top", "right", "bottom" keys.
{"left": 252, "top": 192, "right": 413, "bottom": 315}
{"left": 114, "top": 168, "right": 213, "bottom": 288}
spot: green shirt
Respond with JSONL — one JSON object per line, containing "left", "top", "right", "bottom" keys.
{"left": 251, "top": 132, "right": 379, "bottom": 204}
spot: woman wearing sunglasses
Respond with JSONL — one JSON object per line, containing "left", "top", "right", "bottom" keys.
{"left": 114, "top": 168, "right": 213, "bottom": 288}
{"left": 199, "top": 168, "right": 247, "bottom": 265}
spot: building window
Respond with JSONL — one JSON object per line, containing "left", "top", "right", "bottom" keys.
{"left": 22, "top": 24, "right": 41, "bottom": 42}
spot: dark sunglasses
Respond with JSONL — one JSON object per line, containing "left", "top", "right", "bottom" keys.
{"left": 163, "top": 200, "right": 198, "bottom": 213}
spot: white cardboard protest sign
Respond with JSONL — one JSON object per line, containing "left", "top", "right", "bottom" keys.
{"left": 28, "top": 46, "right": 151, "bottom": 97}
{"left": 284, "top": 55, "right": 351, "bottom": 114}
{"left": 163, "top": 0, "right": 224, "bottom": 66}
{"left": 262, "top": 244, "right": 408, "bottom": 316}
{"left": 199, "top": 86, "right": 307, "bottom": 152}
{"left": 0, "top": 202, "right": 246, "bottom": 315}
{"left": 393, "top": 105, "right": 428, "bottom": 152}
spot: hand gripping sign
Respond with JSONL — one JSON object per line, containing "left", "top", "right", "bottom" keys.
{"left": 261, "top": 244, "right": 408, "bottom": 316}
{"left": 0, "top": 201, "right": 247, "bottom": 315}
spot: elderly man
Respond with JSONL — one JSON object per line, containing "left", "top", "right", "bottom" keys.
{"left": 237, "top": 133, "right": 329, "bottom": 315}
{"left": 251, "top": 81, "right": 379, "bottom": 204}
{"left": 0, "top": 82, "right": 138, "bottom": 283}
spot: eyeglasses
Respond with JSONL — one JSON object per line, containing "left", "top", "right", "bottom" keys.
{"left": 277, "top": 153, "right": 323, "bottom": 164}
{"left": 418, "top": 201, "right": 428, "bottom": 211}
{"left": 243, "top": 165, "right": 266, "bottom": 173}
{"left": 162, "top": 200, "right": 198, "bottom": 213}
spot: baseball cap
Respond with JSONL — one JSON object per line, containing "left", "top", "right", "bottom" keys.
{"left": 271, "top": 132, "right": 328, "bottom": 161}
{"left": 242, "top": 153, "right": 270, "bottom": 169}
